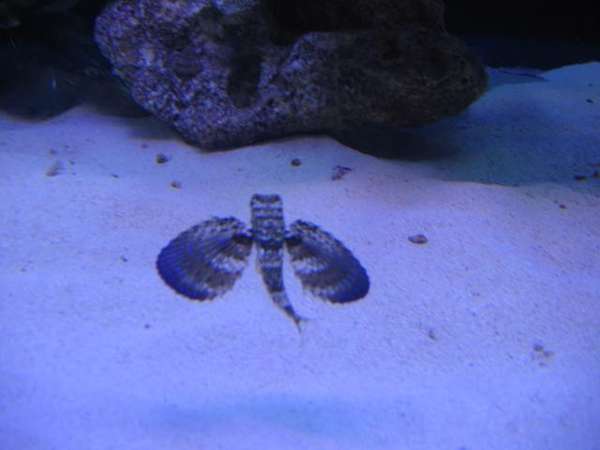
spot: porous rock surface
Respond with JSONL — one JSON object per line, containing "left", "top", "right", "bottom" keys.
{"left": 95, "top": 0, "right": 487, "bottom": 149}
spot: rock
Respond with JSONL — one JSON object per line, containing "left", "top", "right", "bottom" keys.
{"left": 95, "top": 0, "right": 487, "bottom": 150}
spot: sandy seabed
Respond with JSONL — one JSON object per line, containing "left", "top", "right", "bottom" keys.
{"left": 1, "top": 63, "right": 599, "bottom": 450}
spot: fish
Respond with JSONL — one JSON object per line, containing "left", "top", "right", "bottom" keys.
{"left": 156, "top": 194, "right": 369, "bottom": 326}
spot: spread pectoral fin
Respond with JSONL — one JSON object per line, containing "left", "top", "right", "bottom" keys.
{"left": 285, "top": 220, "right": 369, "bottom": 303}
{"left": 156, "top": 217, "right": 253, "bottom": 300}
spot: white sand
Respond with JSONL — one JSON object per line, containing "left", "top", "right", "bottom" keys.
{"left": 1, "top": 63, "right": 599, "bottom": 450}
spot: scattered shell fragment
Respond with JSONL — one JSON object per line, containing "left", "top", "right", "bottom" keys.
{"left": 331, "top": 165, "right": 352, "bottom": 180}
{"left": 46, "top": 161, "right": 64, "bottom": 177}
{"left": 532, "top": 342, "right": 555, "bottom": 367}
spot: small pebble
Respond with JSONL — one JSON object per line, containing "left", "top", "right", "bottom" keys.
{"left": 120, "top": 256, "right": 128, "bottom": 262}
{"left": 156, "top": 153, "right": 170, "bottom": 164}
{"left": 592, "top": 170, "right": 599, "bottom": 179}
{"left": 586, "top": 98, "right": 594, "bottom": 104}
{"left": 532, "top": 342, "right": 554, "bottom": 366}
{"left": 111, "top": 173, "right": 120, "bottom": 178}
{"left": 558, "top": 204, "right": 567, "bottom": 209}
{"left": 170, "top": 180, "right": 182, "bottom": 189}
{"left": 331, "top": 165, "right": 352, "bottom": 180}
{"left": 408, "top": 234, "right": 428, "bottom": 244}
{"left": 574, "top": 174, "right": 587, "bottom": 181}
{"left": 290, "top": 158, "right": 302, "bottom": 167}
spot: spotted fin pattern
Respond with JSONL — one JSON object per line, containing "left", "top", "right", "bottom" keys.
{"left": 285, "top": 220, "right": 369, "bottom": 303}
{"left": 156, "top": 217, "right": 253, "bottom": 300}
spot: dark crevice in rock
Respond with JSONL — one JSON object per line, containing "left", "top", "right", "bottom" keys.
{"left": 196, "top": 5, "right": 226, "bottom": 40}
{"left": 227, "top": 51, "right": 262, "bottom": 108}
{"left": 170, "top": 45, "right": 204, "bottom": 79}
{"left": 264, "top": 0, "right": 366, "bottom": 34}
